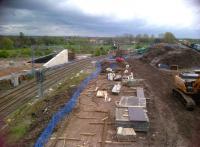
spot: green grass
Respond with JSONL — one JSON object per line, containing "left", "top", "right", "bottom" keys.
{"left": 119, "top": 43, "right": 150, "bottom": 50}
{"left": 0, "top": 44, "right": 111, "bottom": 58}
{"left": 9, "top": 121, "right": 30, "bottom": 142}
{"left": 64, "top": 44, "right": 112, "bottom": 55}
{"left": 0, "top": 48, "right": 53, "bottom": 58}
{"left": 6, "top": 71, "right": 90, "bottom": 143}
{"left": 121, "top": 44, "right": 136, "bottom": 50}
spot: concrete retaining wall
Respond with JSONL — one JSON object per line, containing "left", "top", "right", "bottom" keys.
{"left": 43, "top": 49, "right": 68, "bottom": 68}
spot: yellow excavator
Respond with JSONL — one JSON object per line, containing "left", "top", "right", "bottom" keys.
{"left": 173, "top": 71, "right": 200, "bottom": 110}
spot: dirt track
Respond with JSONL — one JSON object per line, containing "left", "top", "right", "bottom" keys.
{"left": 128, "top": 58, "right": 200, "bottom": 147}
{"left": 45, "top": 57, "right": 200, "bottom": 147}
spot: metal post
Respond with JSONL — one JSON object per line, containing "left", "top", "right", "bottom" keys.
{"left": 31, "top": 45, "right": 35, "bottom": 76}
{"left": 39, "top": 79, "right": 43, "bottom": 98}
{"left": 39, "top": 68, "right": 44, "bottom": 98}
{"left": 36, "top": 68, "right": 44, "bottom": 98}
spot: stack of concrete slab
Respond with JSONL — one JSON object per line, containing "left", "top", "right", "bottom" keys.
{"left": 107, "top": 73, "right": 115, "bottom": 81}
{"left": 136, "top": 87, "right": 146, "bottom": 108}
{"left": 122, "top": 77, "right": 143, "bottom": 87}
{"left": 112, "top": 83, "right": 121, "bottom": 94}
{"left": 117, "top": 96, "right": 146, "bottom": 108}
{"left": 117, "top": 127, "right": 136, "bottom": 141}
{"left": 114, "top": 74, "right": 122, "bottom": 81}
{"left": 115, "top": 107, "right": 149, "bottom": 132}
{"left": 136, "top": 87, "right": 145, "bottom": 98}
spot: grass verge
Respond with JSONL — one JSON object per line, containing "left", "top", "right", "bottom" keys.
{"left": 5, "top": 70, "right": 91, "bottom": 146}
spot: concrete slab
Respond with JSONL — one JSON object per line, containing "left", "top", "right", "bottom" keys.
{"left": 43, "top": 49, "right": 68, "bottom": 68}
{"left": 128, "top": 107, "right": 148, "bottom": 122}
{"left": 118, "top": 96, "right": 146, "bottom": 108}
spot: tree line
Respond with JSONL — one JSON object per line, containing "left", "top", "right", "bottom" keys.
{"left": 114, "top": 32, "right": 176, "bottom": 44}
{"left": 0, "top": 32, "right": 112, "bottom": 58}
{"left": 0, "top": 32, "right": 178, "bottom": 50}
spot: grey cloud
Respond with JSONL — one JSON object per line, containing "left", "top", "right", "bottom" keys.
{"left": 0, "top": 0, "right": 199, "bottom": 38}
{"left": 0, "top": 0, "right": 52, "bottom": 11}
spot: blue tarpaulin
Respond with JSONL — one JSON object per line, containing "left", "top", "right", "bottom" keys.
{"left": 34, "top": 62, "right": 101, "bottom": 147}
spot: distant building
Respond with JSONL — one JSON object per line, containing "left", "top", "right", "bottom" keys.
{"left": 89, "top": 39, "right": 97, "bottom": 44}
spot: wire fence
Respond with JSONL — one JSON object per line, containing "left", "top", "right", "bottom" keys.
{"left": 34, "top": 62, "right": 102, "bottom": 147}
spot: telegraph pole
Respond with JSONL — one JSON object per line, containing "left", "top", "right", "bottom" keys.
{"left": 31, "top": 45, "right": 36, "bottom": 76}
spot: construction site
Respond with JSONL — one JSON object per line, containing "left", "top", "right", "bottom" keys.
{"left": 43, "top": 43, "right": 200, "bottom": 147}
{"left": 1, "top": 0, "right": 200, "bottom": 146}
{"left": 0, "top": 42, "right": 200, "bottom": 147}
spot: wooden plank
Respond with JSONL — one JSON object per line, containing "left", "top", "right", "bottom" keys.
{"left": 62, "top": 139, "right": 66, "bottom": 147}
{"left": 89, "top": 122, "right": 113, "bottom": 125}
{"left": 102, "top": 116, "right": 108, "bottom": 121}
{"left": 101, "top": 118, "right": 108, "bottom": 147}
{"left": 50, "top": 137, "right": 81, "bottom": 141}
{"left": 83, "top": 110, "right": 108, "bottom": 113}
{"left": 75, "top": 115, "right": 98, "bottom": 119}
{"left": 98, "top": 140, "right": 133, "bottom": 144}
{"left": 78, "top": 102, "right": 96, "bottom": 107}
{"left": 80, "top": 133, "right": 96, "bottom": 136}
{"left": 122, "top": 91, "right": 136, "bottom": 93}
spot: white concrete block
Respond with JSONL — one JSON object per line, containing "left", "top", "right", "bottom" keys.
{"left": 43, "top": 49, "right": 68, "bottom": 68}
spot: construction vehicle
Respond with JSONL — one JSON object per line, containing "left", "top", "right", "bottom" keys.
{"left": 172, "top": 72, "right": 200, "bottom": 110}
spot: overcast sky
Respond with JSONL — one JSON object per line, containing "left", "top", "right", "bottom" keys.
{"left": 0, "top": 0, "right": 199, "bottom": 38}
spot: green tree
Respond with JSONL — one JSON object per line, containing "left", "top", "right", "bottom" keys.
{"left": 100, "top": 47, "right": 107, "bottom": 55}
{"left": 94, "top": 49, "right": 101, "bottom": 56}
{"left": 0, "top": 37, "right": 14, "bottom": 49}
{"left": 19, "top": 32, "right": 25, "bottom": 47}
{"left": 163, "top": 32, "right": 176, "bottom": 43}
{"left": 20, "top": 32, "right": 24, "bottom": 39}
{"left": 0, "top": 50, "right": 9, "bottom": 58}
{"left": 142, "top": 34, "right": 149, "bottom": 42}
{"left": 135, "top": 34, "right": 142, "bottom": 42}
{"left": 135, "top": 43, "right": 142, "bottom": 49}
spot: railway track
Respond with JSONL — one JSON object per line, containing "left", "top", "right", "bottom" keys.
{"left": 0, "top": 56, "right": 106, "bottom": 119}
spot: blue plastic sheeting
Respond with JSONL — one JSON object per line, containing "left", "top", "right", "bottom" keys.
{"left": 34, "top": 62, "right": 101, "bottom": 147}
{"left": 108, "top": 54, "right": 114, "bottom": 59}
{"left": 110, "top": 62, "right": 117, "bottom": 70}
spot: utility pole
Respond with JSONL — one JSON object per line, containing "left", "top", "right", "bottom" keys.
{"left": 31, "top": 45, "right": 36, "bottom": 76}
{"left": 36, "top": 68, "right": 44, "bottom": 98}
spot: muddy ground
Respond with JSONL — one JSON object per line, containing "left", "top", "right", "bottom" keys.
{"left": 46, "top": 68, "right": 151, "bottom": 147}
{"left": 0, "top": 59, "right": 42, "bottom": 77}
{"left": 128, "top": 58, "right": 200, "bottom": 147}
{"left": 45, "top": 57, "right": 200, "bottom": 147}
{"left": 142, "top": 43, "right": 200, "bottom": 68}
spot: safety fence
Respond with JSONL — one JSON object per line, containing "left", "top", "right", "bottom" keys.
{"left": 110, "top": 62, "right": 117, "bottom": 69}
{"left": 34, "top": 62, "right": 102, "bottom": 147}
{"left": 0, "top": 56, "right": 106, "bottom": 119}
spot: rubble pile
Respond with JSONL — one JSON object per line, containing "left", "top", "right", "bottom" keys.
{"left": 142, "top": 43, "right": 200, "bottom": 68}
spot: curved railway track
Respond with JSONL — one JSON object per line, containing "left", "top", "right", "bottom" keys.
{"left": 0, "top": 56, "right": 106, "bottom": 119}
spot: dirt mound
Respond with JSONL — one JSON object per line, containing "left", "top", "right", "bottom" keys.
{"left": 101, "top": 60, "right": 112, "bottom": 73}
{"left": 142, "top": 43, "right": 200, "bottom": 68}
